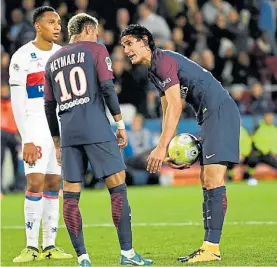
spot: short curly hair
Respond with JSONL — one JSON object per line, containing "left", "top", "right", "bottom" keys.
{"left": 68, "top": 13, "right": 98, "bottom": 39}
{"left": 33, "top": 6, "right": 55, "bottom": 25}
{"left": 121, "top": 24, "right": 156, "bottom": 51}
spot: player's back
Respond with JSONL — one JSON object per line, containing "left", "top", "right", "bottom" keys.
{"left": 45, "top": 41, "right": 116, "bottom": 147}
{"left": 9, "top": 41, "right": 61, "bottom": 135}
{"left": 150, "top": 49, "right": 231, "bottom": 123}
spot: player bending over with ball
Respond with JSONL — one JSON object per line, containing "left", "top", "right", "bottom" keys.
{"left": 121, "top": 24, "right": 240, "bottom": 263}
{"left": 44, "top": 14, "right": 153, "bottom": 267}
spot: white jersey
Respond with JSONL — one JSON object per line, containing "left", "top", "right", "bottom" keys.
{"left": 9, "top": 41, "right": 61, "bottom": 142}
{"left": 9, "top": 41, "right": 61, "bottom": 175}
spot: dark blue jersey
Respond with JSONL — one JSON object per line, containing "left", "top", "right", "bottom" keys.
{"left": 44, "top": 41, "right": 116, "bottom": 147}
{"left": 148, "top": 49, "right": 232, "bottom": 123}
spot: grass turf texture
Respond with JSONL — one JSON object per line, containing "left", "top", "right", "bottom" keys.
{"left": 1, "top": 181, "right": 277, "bottom": 266}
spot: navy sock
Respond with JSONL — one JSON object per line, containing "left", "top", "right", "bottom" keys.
{"left": 206, "top": 186, "right": 227, "bottom": 244}
{"left": 202, "top": 188, "right": 208, "bottom": 241}
{"left": 63, "top": 191, "right": 86, "bottom": 256}
{"left": 109, "top": 183, "right": 132, "bottom": 251}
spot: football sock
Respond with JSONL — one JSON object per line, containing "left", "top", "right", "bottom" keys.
{"left": 121, "top": 248, "right": 135, "bottom": 258}
{"left": 109, "top": 183, "right": 132, "bottom": 251}
{"left": 24, "top": 191, "right": 44, "bottom": 249}
{"left": 201, "top": 241, "right": 220, "bottom": 254}
{"left": 206, "top": 186, "right": 227, "bottom": 244}
{"left": 63, "top": 191, "right": 86, "bottom": 256}
{"left": 78, "top": 254, "right": 91, "bottom": 264}
{"left": 42, "top": 191, "right": 59, "bottom": 250}
{"left": 202, "top": 188, "right": 209, "bottom": 241}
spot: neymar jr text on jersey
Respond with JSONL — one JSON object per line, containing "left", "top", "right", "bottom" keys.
{"left": 50, "top": 52, "right": 85, "bottom": 72}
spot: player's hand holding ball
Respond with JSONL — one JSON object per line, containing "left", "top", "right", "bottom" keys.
{"left": 163, "top": 157, "right": 190, "bottom": 169}
{"left": 166, "top": 133, "right": 201, "bottom": 169}
{"left": 23, "top": 143, "right": 38, "bottom": 166}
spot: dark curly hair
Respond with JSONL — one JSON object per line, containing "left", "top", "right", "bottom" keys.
{"left": 121, "top": 24, "right": 156, "bottom": 51}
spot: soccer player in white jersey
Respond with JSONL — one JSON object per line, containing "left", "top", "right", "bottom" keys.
{"left": 9, "top": 6, "right": 72, "bottom": 262}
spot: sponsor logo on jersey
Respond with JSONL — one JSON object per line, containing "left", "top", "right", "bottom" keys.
{"left": 105, "top": 57, "right": 113, "bottom": 71}
{"left": 160, "top": 77, "right": 171, "bottom": 88}
{"left": 180, "top": 85, "right": 189, "bottom": 99}
{"left": 26, "top": 85, "right": 44, "bottom": 98}
{"left": 26, "top": 221, "right": 34, "bottom": 230}
{"left": 31, "top": 53, "right": 37, "bottom": 59}
{"left": 26, "top": 71, "right": 45, "bottom": 98}
{"left": 12, "top": 63, "right": 20, "bottom": 71}
{"left": 59, "top": 97, "right": 90, "bottom": 111}
{"left": 36, "top": 61, "right": 44, "bottom": 68}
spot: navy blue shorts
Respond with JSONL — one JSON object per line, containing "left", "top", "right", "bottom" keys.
{"left": 61, "top": 141, "right": 126, "bottom": 182}
{"left": 199, "top": 98, "right": 240, "bottom": 165}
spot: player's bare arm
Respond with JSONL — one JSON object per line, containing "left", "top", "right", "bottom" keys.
{"left": 53, "top": 136, "right": 61, "bottom": 165}
{"left": 147, "top": 84, "right": 183, "bottom": 173}
{"left": 158, "top": 84, "right": 183, "bottom": 150}
{"left": 160, "top": 95, "right": 168, "bottom": 131}
{"left": 160, "top": 95, "right": 190, "bottom": 170}
{"left": 52, "top": 136, "right": 60, "bottom": 149}
{"left": 113, "top": 113, "right": 128, "bottom": 149}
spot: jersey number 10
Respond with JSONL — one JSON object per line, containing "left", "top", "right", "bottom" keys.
{"left": 55, "top": 66, "right": 87, "bottom": 102}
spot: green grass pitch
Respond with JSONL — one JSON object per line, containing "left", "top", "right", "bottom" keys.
{"left": 1, "top": 181, "right": 277, "bottom": 266}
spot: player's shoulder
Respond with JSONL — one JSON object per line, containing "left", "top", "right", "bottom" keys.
{"left": 52, "top": 43, "right": 62, "bottom": 52}
{"left": 46, "top": 44, "right": 63, "bottom": 65}
{"left": 152, "top": 48, "right": 166, "bottom": 61}
{"left": 152, "top": 48, "right": 178, "bottom": 64}
{"left": 15, "top": 41, "right": 34, "bottom": 53}
{"left": 48, "top": 43, "right": 63, "bottom": 59}
{"left": 85, "top": 42, "right": 107, "bottom": 50}
{"left": 151, "top": 49, "right": 179, "bottom": 75}
{"left": 84, "top": 42, "right": 109, "bottom": 56}
{"left": 11, "top": 42, "right": 33, "bottom": 61}
{"left": 72, "top": 41, "right": 108, "bottom": 51}
{"left": 81, "top": 42, "right": 111, "bottom": 65}
{"left": 95, "top": 43, "right": 109, "bottom": 52}
{"left": 59, "top": 42, "right": 108, "bottom": 57}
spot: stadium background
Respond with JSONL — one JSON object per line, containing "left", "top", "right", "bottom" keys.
{"left": 1, "top": 0, "right": 277, "bottom": 192}
{"left": 1, "top": 1, "right": 277, "bottom": 266}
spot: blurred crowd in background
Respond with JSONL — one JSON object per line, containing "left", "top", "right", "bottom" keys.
{"left": 1, "top": 0, "right": 277, "bottom": 192}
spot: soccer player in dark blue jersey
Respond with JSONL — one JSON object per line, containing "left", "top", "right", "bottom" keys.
{"left": 44, "top": 15, "right": 153, "bottom": 267}
{"left": 121, "top": 24, "right": 240, "bottom": 263}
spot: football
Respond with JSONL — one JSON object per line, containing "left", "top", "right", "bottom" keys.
{"left": 168, "top": 133, "right": 201, "bottom": 166}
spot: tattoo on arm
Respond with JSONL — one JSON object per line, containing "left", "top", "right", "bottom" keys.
{"left": 53, "top": 136, "right": 60, "bottom": 149}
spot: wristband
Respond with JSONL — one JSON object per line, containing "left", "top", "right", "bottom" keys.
{"left": 115, "top": 120, "right": 125, "bottom": 129}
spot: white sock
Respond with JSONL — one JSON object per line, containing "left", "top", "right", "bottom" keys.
{"left": 204, "top": 241, "right": 219, "bottom": 246}
{"left": 24, "top": 191, "right": 44, "bottom": 249}
{"left": 121, "top": 248, "right": 135, "bottom": 258}
{"left": 42, "top": 191, "right": 60, "bottom": 250}
{"left": 78, "top": 254, "right": 90, "bottom": 264}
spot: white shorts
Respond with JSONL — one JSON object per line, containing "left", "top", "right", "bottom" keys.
{"left": 24, "top": 138, "right": 61, "bottom": 176}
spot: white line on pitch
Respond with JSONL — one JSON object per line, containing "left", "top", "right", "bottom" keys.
{"left": 1, "top": 221, "right": 277, "bottom": 229}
